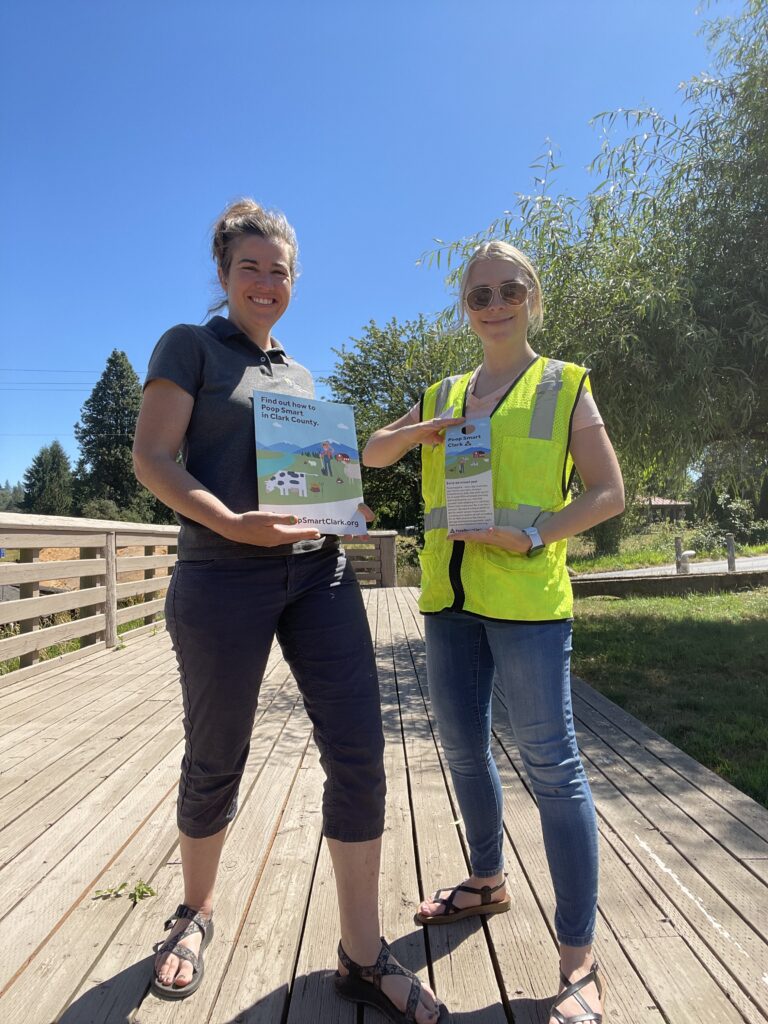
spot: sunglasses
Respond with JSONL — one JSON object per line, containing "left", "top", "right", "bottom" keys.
{"left": 465, "top": 281, "right": 531, "bottom": 311}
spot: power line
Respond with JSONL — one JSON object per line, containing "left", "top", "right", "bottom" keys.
{"left": 0, "top": 433, "right": 135, "bottom": 437}
{"left": 0, "top": 367, "right": 100, "bottom": 373}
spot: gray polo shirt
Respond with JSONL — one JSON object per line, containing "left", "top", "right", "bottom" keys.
{"left": 145, "top": 315, "right": 338, "bottom": 559}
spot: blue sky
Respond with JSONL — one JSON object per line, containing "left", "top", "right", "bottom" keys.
{"left": 0, "top": 0, "right": 742, "bottom": 485}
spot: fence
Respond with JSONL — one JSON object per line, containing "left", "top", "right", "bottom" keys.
{"left": 0, "top": 513, "right": 397, "bottom": 681}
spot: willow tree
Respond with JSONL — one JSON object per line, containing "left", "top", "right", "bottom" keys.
{"left": 421, "top": 0, "right": 768, "bottom": 501}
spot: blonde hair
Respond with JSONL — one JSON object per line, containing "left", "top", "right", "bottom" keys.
{"left": 209, "top": 198, "right": 299, "bottom": 314}
{"left": 460, "top": 240, "right": 543, "bottom": 336}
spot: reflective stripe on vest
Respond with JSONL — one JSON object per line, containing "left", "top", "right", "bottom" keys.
{"left": 433, "top": 375, "right": 463, "bottom": 417}
{"left": 528, "top": 359, "right": 565, "bottom": 440}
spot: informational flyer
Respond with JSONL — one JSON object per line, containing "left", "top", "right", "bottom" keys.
{"left": 444, "top": 417, "right": 494, "bottom": 533}
{"left": 254, "top": 391, "right": 367, "bottom": 535}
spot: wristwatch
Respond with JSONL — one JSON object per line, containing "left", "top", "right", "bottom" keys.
{"left": 522, "top": 526, "right": 546, "bottom": 557}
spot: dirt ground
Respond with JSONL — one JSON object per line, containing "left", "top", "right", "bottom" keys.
{"left": 36, "top": 546, "right": 171, "bottom": 590}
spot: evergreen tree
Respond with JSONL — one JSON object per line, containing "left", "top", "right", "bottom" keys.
{"left": 74, "top": 349, "right": 143, "bottom": 510}
{"left": 22, "top": 441, "right": 74, "bottom": 515}
{"left": 0, "top": 480, "right": 24, "bottom": 512}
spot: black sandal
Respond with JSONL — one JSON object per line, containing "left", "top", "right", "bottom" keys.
{"left": 151, "top": 903, "right": 214, "bottom": 1000}
{"left": 414, "top": 876, "right": 510, "bottom": 926}
{"left": 335, "top": 936, "right": 446, "bottom": 1022}
{"left": 550, "top": 961, "right": 604, "bottom": 1024}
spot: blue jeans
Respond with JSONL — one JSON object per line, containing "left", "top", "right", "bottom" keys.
{"left": 424, "top": 612, "right": 598, "bottom": 947}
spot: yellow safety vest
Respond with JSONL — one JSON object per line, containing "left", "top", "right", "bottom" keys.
{"left": 419, "top": 356, "right": 590, "bottom": 621}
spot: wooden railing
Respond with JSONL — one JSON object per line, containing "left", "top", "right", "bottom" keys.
{"left": 0, "top": 513, "right": 398, "bottom": 681}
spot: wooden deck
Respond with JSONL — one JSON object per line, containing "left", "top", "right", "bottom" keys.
{"left": 1, "top": 587, "right": 767, "bottom": 1024}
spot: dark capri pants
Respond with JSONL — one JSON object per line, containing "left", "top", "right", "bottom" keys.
{"left": 164, "top": 546, "right": 386, "bottom": 841}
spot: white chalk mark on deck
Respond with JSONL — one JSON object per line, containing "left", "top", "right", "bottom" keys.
{"left": 635, "top": 835, "right": 750, "bottom": 959}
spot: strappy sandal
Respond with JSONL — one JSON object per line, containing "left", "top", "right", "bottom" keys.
{"left": 414, "top": 876, "right": 510, "bottom": 925}
{"left": 550, "top": 961, "right": 604, "bottom": 1024}
{"left": 335, "top": 936, "right": 447, "bottom": 1022}
{"left": 151, "top": 903, "right": 214, "bottom": 1000}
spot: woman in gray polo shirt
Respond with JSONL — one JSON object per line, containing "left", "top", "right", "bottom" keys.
{"left": 134, "top": 199, "right": 443, "bottom": 1023}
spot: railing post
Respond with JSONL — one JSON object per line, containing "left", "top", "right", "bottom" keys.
{"left": 144, "top": 544, "right": 162, "bottom": 624}
{"left": 104, "top": 532, "right": 118, "bottom": 648}
{"left": 79, "top": 546, "right": 102, "bottom": 646}
{"left": 726, "top": 533, "right": 736, "bottom": 573}
{"left": 674, "top": 536, "right": 683, "bottom": 575}
{"left": 380, "top": 532, "right": 397, "bottom": 588}
{"left": 19, "top": 547, "right": 40, "bottom": 668}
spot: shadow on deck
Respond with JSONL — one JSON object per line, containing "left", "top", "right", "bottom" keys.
{"left": 0, "top": 588, "right": 766, "bottom": 1023}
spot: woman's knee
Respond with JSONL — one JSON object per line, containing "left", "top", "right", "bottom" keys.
{"left": 317, "top": 731, "right": 386, "bottom": 841}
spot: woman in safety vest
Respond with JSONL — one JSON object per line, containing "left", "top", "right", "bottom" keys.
{"left": 363, "top": 240, "right": 624, "bottom": 1024}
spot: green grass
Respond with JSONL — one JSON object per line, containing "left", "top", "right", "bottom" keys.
{"left": 573, "top": 587, "right": 768, "bottom": 808}
{"left": 568, "top": 522, "right": 768, "bottom": 574}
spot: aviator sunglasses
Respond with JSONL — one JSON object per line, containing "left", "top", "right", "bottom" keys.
{"left": 465, "top": 280, "right": 531, "bottom": 311}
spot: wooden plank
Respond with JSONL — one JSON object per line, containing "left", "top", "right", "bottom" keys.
{"left": 385, "top": 591, "right": 508, "bottom": 1019}
{"left": 1, "top": 657, "right": 293, "bottom": 1021}
{"left": 0, "top": 696, "right": 180, "bottom": 864}
{"left": 569, "top": 718, "right": 768, "bottom": 1019}
{"left": 104, "top": 532, "right": 118, "bottom": 648}
{"left": 0, "top": 586, "right": 106, "bottom": 626}
{"left": 0, "top": 640, "right": 115, "bottom": 701}
{"left": 573, "top": 677, "right": 768, "bottom": 844}
{"left": 0, "top": 558, "right": 105, "bottom": 585}
{"left": 597, "top": 807, "right": 768, "bottom": 1023}
{"left": 17, "top": 548, "right": 40, "bottom": 670}
{"left": 379, "top": 590, "right": 482, "bottom": 1021}
{"left": 0, "top": 651, "right": 174, "bottom": 785}
{"left": 387, "top": 593, "right": 556, "bottom": 1023}
{"left": 0, "top": 612, "right": 105, "bottom": 661}
{"left": 115, "top": 598, "right": 165, "bottom": 625}
{"left": 118, "top": 619, "right": 168, "bottom": 641}
{"left": 573, "top": 691, "right": 768, "bottom": 881}
{"left": 284, "top": 842, "right": 355, "bottom": 1024}
{"left": 571, "top": 698, "right": 768, "bottom": 938}
{"left": 0, "top": 640, "right": 108, "bottom": 689}
{"left": 116, "top": 533, "right": 177, "bottom": 546}
{"left": 0, "top": 634, "right": 167, "bottom": 720}
{"left": 0, "top": 733, "right": 185, "bottom": 993}
{"left": 116, "top": 554, "right": 176, "bottom": 573}
{"left": 116, "top": 576, "right": 170, "bottom": 601}
{"left": 0, "top": 510, "right": 168, "bottom": 532}
{"left": 0, "top": 532, "right": 108, "bottom": 548}
{"left": 491, "top": 686, "right": 765, "bottom": 1023}
{"left": 60, "top": 679, "right": 309, "bottom": 1022}
{"left": 209, "top": 750, "right": 324, "bottom": 1022}
{"left": 0, "top": 783, "right": 181, "bottom": 1024}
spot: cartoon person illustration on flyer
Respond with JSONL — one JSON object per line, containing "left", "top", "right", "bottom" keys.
{"left": 321, "top": 439, "right": 334, "bottom": 476}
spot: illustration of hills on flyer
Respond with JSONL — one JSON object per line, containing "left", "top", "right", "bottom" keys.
{"left": 253, "top": 391, "right": 367, "bottom": 535}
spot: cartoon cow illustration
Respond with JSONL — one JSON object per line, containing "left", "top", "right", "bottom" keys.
{"left": 265, "top": 470, "right": 308, "bottom": 497}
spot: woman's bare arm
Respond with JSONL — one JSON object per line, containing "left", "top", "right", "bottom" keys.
{"left": 133, "top": 379, "right": 320, "bottom": 546}
{"left": 449, "top": 425, "right": 625, "bottom": 553}
{"left": 363, "top": 409, "right": 465, "bottom": 467}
